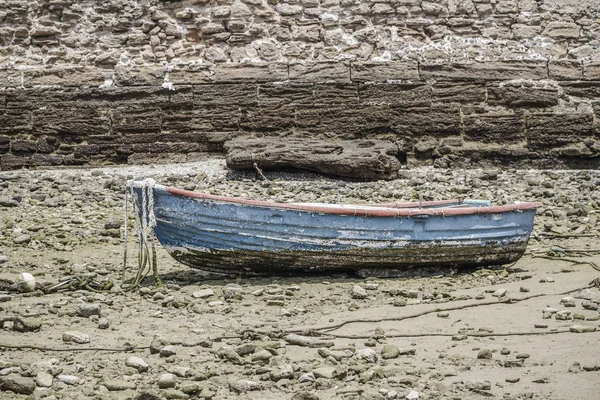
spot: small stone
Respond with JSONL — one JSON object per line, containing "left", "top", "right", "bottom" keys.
{"left": 62, "top": 331, "right": 90, "bottom": 344}
{"left": 582, "top": 301, "right": 599, "bottom": 311}
{"left": 356, "top": 348, "right": 378, "bottom": 363}
{"left": 35, "top": 371, "right": 53, "bottom": 387}
{"left": 77, "top": 303, "right": 101, "bottom": 317}
{"left": 555, "top": 310, "right": 572, "bottom": 320}
{"left": 222, "top": 286, "right": 243, "bottom": 300}
{"left": 393, "top": 298, "right": 407, "bottom": 307}
{"left": 501, "top": 359, "right": 524, "bottom": 367}
{"left": 160, "top": 345, "right": 177, "bottom": 357}
{"left": 452, "top": 335, "right": 468, "bottom": 341}
{"left": 104, "top": 380, "right": 137, "bottom": 391}
{"left": 569, "top": 324, "right": 596, "bottom": 333}
{"left": 104, "top": 216, "right": 121, "bottom": 230}
{"left": 157, "top": 373, "right": 176, "bottom": 389}
{"left": 192, "top": 289, "right": 214, "bottom": 299}
{"left": 381, "top": 344, "right": 400, "bottom": 359}
{"left": 352, "top": 285, "right": 368, "bottom": 299}
{"left": 465, "top": 380, "right": 491, "bottom": 391}
{"left": 492, "top": 288, "right": 507, "bottom": 298}
{"left": 98, "top": 317, "right": 110, "bottom": 329}
{"left": 229, "top": 379, "right": 261, "bottom": 393}
{"left": 0, "top": 255, "right": 8, "bottom": 264}
{"left": 180, "top": 382, "right": 201, "bottom": 394}
{"left": 14, "top": 234, "right": 31, "bottom": 245}
{"left": 0, "top": 294, "right": 11, "bottom": 302}
{"left": 515, "top": 353, "right": 530, "bottom": 359}
{"left": 477, "top": 349, "right": 493, "bottom": 359}
{"left": 519, "top": 287, "right": 530, "bottom": 293}
{"left": 57, "top": 374, "right": 79, "bottom": 385}
{"left": 500, "top": 348, "right": 511, "bottom": 355}
{"left": 437, "top": 311, "right": 449, "bottom": 318}
{"left": 560, "top": 296, "right": 576, "bottom": 307}
{"left": 161, "top": 388, "right": 190, "bottom": 399}
{"left": 405, "top": 389, "right": 420, "bottom": 399}
{"left": 126, "top": 356, "right": 149, "bottom": 372}
{"left": 534, "top": 323, "right": 548, "bottom": 329}
{"left": 0, "top": 376, "right": 36, "bottom": 394}
{"left": 313, "top": 366, "right": 336, "bottom": 379}
{"left": 298, "top": 372, "right": 315, "bottom": 383}
{"left": 505, "top": 377, "right": 520, "bottom": 383}
{"left": 532, "top": 377, "right": 550, "bottom": 384}
{"left": 573, "top": 313, "right": 585, "bottom": 320}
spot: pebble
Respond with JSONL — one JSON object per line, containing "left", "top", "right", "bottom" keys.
{"left": 356, "top": 348, "right": 378, "bottom": 363}
{"left": 505, "top": 377, "right": 520, "bottom": 383}
{"left": 103, "top": 380, "right": 137, "bottom": 391}
{"left": 192, "top": 289, "right": 214, "bottom": 299}
{"left": 437, "top": 311, "right": 449, "bottom": 318}
{"left": 126, "top": 356, "right": 149, "bottom": 372}
{"left": 477, "top": 349, "right": 493, "bottom": 359}
{"left": 222, "top": 286, "right": 243, "bottom": 300}
{"left": 0, "top": 376, "right": 36, "bottom": 394}
{"left": 62, "top": 331, "right": 90, "bottom": 344}
{"left": 465, "top": 380, "right": 491, "bottom": 391}
{"left": 534, "top": 323, "right": 548, "bottom": 328}
{"left": 381, "top": 344, "right": 401, "bottom": 359}
{"left": 351, "top": 285, "right": 368, "bottom": 299}
{"left": 500, "top": 348, "right": 511, "bottom": 355}
{"left": 492, "top": 288, "right": 507, "bottom": 298}
{"left": 559, "top": 296, "right": 576, "bottom": 307}
{"left": 284, "top": 333, "right": 334, "bottom": 348}
{"left": 98, "top": 317, "right": 110, "bottom": 329}
{"left": 157, "top": 373, "right": 176, "bottom": 388}
{"left": 405, "top": 389, "right": 420, "bottom": 399}
{"left": 57, "top": 374, "right": 80, "bottom": 385}
{"left": 515, "top": 353, "right": 530, "bottom": 359}
{"left": 0, "top": 294, "right": 11, "bottom": 302}
{"left": 13, "top": 234, "right": 31, "bottom": 244}
{"left": 582, "top": 301, "right": 599, "bottom": 311}
{"left": 229, "top": 379, "right": 261, "bottom": 393}
{"left": 0, "top": 255, "right": 7, "bottom": 264}
{"left": 298, "top": 372, "right": 315, "bottom": 383}
{"left": 555, "top": 310, "right": 572, "bottom": 320}
{"left": 569, "top": 324, "right": 596, "bottom": 333}
{"left": 160, "top": 345, "right": 177, "bottom": 357}
{"left": 313, "top": 366, "right": 336, "bottom": 379}
{"left": 77, "top": 303, "right": 101, "bottom": 317}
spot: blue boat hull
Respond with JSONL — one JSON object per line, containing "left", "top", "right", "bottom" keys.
{"left": 132, "top": 184, "right": 538, "bottom": 275}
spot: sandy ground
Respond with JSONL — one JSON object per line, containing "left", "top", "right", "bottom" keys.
{"left": 0, "top": 161, "right": 599, "bottom": 400}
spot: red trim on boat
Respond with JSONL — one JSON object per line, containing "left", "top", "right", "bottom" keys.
{"left": 166, "top": 187, "right": 542, "bottom": 217}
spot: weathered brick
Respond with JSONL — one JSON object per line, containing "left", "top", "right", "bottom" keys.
{"left": 314, "top": 83, "right": 359, "bottom": 105}
{"left": 431, "top": 83, "right": 486, "bottom": 104}
{"left": 289, "top": 62, "right": 351, "bottom": 82}
{"left": 193, "top": 83, "right": 258, "bottom": 106}
{"left": 258, "top": 83, "right": 314, "bottom": 106}
{"left": 30, "top": 153, "right": 63, "bottom": 166}
{"left": 464, "top": 112, "right": 525, "bottom": 143}
{"left": 10, "top": 140, "right": 38, "bottom": 155}
{"left": 32, "top": 108, "right": 111, "bottom": 137}
{"left": 351, "top": 61, "right": 420, "bottom": 82}
{"left": 167, "top": 65, "right": 215, "bottom": 85}
{"left": 115, "top": 65, "right": 165, "bottom": 86}
{"left": 526, "top": 112, "right": 594, "bottom": 149}
{"left": 359, "top": 84, "right": 431, "bottom": 107}
{"left": 0, "top": 136, "right": 9, "bottom": 153}
{"left": 1, "top": 154, "right": 30, "bottom": 169}
{"left": 549, "top": 60, "right": 583, "bottom": 80}
{"left": 583, "top": 61, "right": 600, "bottom": 80}
{"left": 561, "top": 81, "right": 600, "bottom": 99}
{"left": 215, "top": 63, "right": 288, "bottom": 83}
{"left": 162, "top": 107, "right": 240, "bottom": 133}
{"left": 295, "top": 106, "right": 391, "bottom": 138}
{"left": 112, "top": 107, "right": 162, "bottom": 134}
{"left": 240, "top": 106, "right": 295, "bottom": 132}
{"left": 420, "top": 60, "right": 548, "bottom": 81}
{"left": 390, "top": 106, "right": 462, "bottom": 138}
{"left": 0, "top": 68, "right": 22, "bottom": 87}
{"left": 0, "top": 109, "right": 31, "bottom": 134}
{"left": 487, "top": 84, "right": 559, "bottom": 108}
{"left": 23, "top": 66, "right": 112, "bottom": 87}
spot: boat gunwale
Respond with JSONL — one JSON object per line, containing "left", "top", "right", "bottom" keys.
{"left": 152, "top": 185, "right": 542, "bottom": 217}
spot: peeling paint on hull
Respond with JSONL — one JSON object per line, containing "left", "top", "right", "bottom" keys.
{"left": 130, "top": 182, "right": 539, "bottom": 276}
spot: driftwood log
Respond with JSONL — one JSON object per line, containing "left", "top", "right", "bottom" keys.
{"left": 225, "top": 138, "right": 402, "bottom": 181}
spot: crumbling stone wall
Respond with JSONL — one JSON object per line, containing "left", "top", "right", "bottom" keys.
{"left": 0, "top": 0, "right": 599, "bottom": 170}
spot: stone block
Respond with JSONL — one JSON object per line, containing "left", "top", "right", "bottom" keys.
{"left": 257, "top": 83, "right": 314, "bottom": 106}
{"left": 193, "top": 83, "right": 258, "bottom": 106}
{"left": 583, "top": 61, "right": 600, "bottom": 80}
{"left": 115, "top": 65, "right": 165, "bottom": 86}
{"left": 390, "top": 106, "right": 462, "bottom": 138}
{"left": 350, "top": 61, "right": 420, "bottom": 82}
{"left": 526, "top": 112, "right": 594, "bottom": 149}
{"left": 0, "top": 68, "right": 22, "bottom": 87}
{"left": 420, "top": 60, "right": 548, "bottom": 81}
{"left": 1, "top": 154, "right": 30, "bottom": 169}
{"left": 0, "top": 109, "right": 30, "bottom": 134}
{"left": 0, "top": 135, "right": 9, "bottom": 153}
{"left": 167, "top": 64, "right": 215, "bottom": 85}
{"left": 561, "top": 82, "right": 600, "bottom": 99}
{"left": 10, "top": 140, "right": 37, "bottom": 155}
{"left": 23, "top": 66, "right": 112, "bottom": 87}
{"left": 359, "top": 83, "right": 431, "bottom": 107}
{"left": 215, "top": 63, "right": 288, "bottom": 82}
{"left": 168, "top": 85, "right": 194, "bottom": 106}
{"left": 463, "top": 112, "right": 525, "bottom": 143}
{"left": 112, "top": 107, "right": 162, "bottom": 133}
{"left": 162, "top": 107, "right": 240, "bottom": 133}
{"left": 30, "top": 154, "right": 63, "bottom": 166}
{"left": 295, "top": 106, "right": 391, "bottom": 138}
{"left": 542, "top": 21, "right": 580, "bottom": 39}
{"left": 128, "top": 152, "right": 188, "bottom": 165}
{"left": 240, "top": 106, "right": 296, "bottom": 132}
{"left": 431, "top": 83, "right": 486, "bottom": 104}
{"left": 289, "top": 62, "right": 351, "bottom": 82}
{"left": 314, "top": 83, "right": 359, "bottom": 105}
{"left": 487, "top": 84, "right": 559, "bottom": 108}
{"left": 549, "top": 60, "right": 583, "bottom": 80}
{"left": 32, "top": 107, "right": 111, "bottom": 137}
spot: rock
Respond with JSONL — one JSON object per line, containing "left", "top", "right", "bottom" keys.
{"left": 57, "top": 374, "right": 79, "bottom": 385}
{"left": 356, "top": 348, "right": 378, "bottom": 363}
{"left": 492, "top": 288, "right": 507, "bottom": 298}
{"left": 104, "top": 216, "right": 121, "bottom": 230}
{"left": 0, "top": 294, "right": 11, "bottom": 302}
{"left": 465, "top": 380, "right": 491, "bottom": 390}
{"left": 18, "top": 272, "right": 35, "bottom": 292}
{"left": 405, "top": 389, "right": 420, "bottom": 399}
{"left": 298, "top": 372, "right": 315, "bottom": 383}
{"left": 157, "top": 373, "right": 176, "bottom": 389}
{"left": 291, "top": 391, "right": 320, "bottom": 400}
{"left": 160, "top": 389, "right": 190, "bottom": 399}
{"left": 222, "top": 286, "right": 243, "bottom": 300}
{"left": 14, "top": 234, "right": 31, "bottom": 245}
{"left": 36, "top": 371, "right": 53, "bottom": 387}
{"left": 560, "top": 296, "right": 576, "bottom": 307}
{"left": 98, "top": 317, "right": 110, "bottom": 329}
{"left": 437, "top": 311, "right": 449, "bottom": 318}
{"left": 180, "top": 382, "right": 201, "bottom": 394}
{"left": 477, "top": 349, "right": 493, "bottom": 359}
{"left": 0, "top": 376, "right": 36, "bottom": 394}
{"left": 575, "top": 288, "right": 600, "bottom": 301}
{"left": 555, "top": 310, "right": 572, "bottom": 321}
{"left": 506, "top": 377, "right": 520, "bottom": 383}
{"left": 216, "top": 347, "right": 245, "bottom": 364}
{"left": 192, "top": 289, "right": 214, "bottom": 299}
{"left": 62, "top": 331, "right": 90, "bottom": 344}
{"left": 126, "top": 356, "right": 149, "bottom": 372}
{"left": 500, "top": 348, "right": 511, "bottom": 355}
{"left": 534, "top": 323, "right": 548, "bottom": 328}
{"left": 229, "top": 379, "right": 261, "bottom": 393}
{"left": 582, "top": 301, "right": 599, "bottom": 311}
{"left": 569, "top": 324, "right": 596, "bottom": 333}
{"left": 0, "top": 198, "right": 18, "bottom": 207}
{"left": 515, "top": 353, "right": 530, "bottom": 359}
{"left": 501, "top": 359, "right": 524, "bottom": 367}
{"left": 0, "top": 255, "right": 8, "bottom": 264}
{"left": 351, "top": 284, "right": 369, "bottom": 299}
{"left": 104, "top": 380, "right": 137, "bottom": 391}
{"left": 284, "top": 334, "right": 334, "bottom": 348}
{"left": 452, "top": 335, "right": 468, "bottom": 341}
{"left": 225, "top": 138, "right": 402, "bottom": 181}
{"left": 313, "top": 367, "right": 336, "bottom": 379}
{"left": 160, "top": 345, "right": 177, "bottom": 357}
{"left": 77, "top": 303, "right": 101, "bottom": 317}
{"left": 381, "top": 344, "right": 400, "bottom": 359}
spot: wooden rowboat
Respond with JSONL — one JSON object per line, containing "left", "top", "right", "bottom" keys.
{"left": 128, "top": 179, "right": 542, "bottom": 276}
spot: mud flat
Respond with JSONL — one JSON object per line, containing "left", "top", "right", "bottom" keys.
{"left": 1, "top": 160, "right": 599, "bottom": 400}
